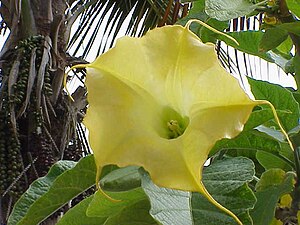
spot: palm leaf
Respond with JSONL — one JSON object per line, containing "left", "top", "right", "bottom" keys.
{"left": 216, "top": 15, "right": 295, "bottom": 89}
{"left": 66, "top": 0, "right": 189, "bottom": 59}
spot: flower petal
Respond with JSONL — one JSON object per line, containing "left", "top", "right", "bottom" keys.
{"left": 88, "top": 26, "right": 255, "bottom": 115}
{"left": 85, "top": 68, "right": 201, "bottom": 190}
{"left": 84, "top": 25, "right": 260, "bottom": 225}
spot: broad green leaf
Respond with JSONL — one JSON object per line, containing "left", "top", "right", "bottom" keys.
{"left": 259, "top": 28, "right": 288, "bottom": 52}
{"left": 56, "top": 196, "right": 108, "bottom": 225}
{"left": 255, "top": 126, "right": 298, "bottom": 168}
{"left": 217, "top": 31, "right": 272, "bottom": 61}
{"left": 249, "top": 78, "right": 300, "bottom": 131}
{"left": 212, "top": 129, "right": 285, "bottom": 155}
{"left": 276, "top": 22, "right": 300, "bottom": 37}
{"left": 8, "top": 156, "right": 96, "bottom": 225}
{"left": 82, "top": 24, "right": 263, "bottom": 224}
{"left": 192, "top": 158, "right": 256, "bottom": 225}
{"left": 256, "top": 151, "right": 293, "bottom": 171}
{"left": 104, "top": 199, "right": 158, "bottom": 225}
{"left": 87, "top": 188, "right": 158, "bottom": 224}
{"left": 87, "top": 188, "right": 147, "bottom": 217}
{"left": 243, "top": 109, "right": 274, "bottom": 131}
{"left": 202, "top": 157, "right": 254, "bottom": 193}
{"left": 57, "top": 193, "right": 157, "bottom": 225}
{"left": 211, "top": 129, "right": 294, "bottom": 172}
{"left": 205, "top": 0, "right": 262, "bottom": 21}
{"left": 100, "top": 166, "right": 141, "bottom": 192}
{"left": 250, "top": 169, "right": 294, "bottom": 225}
{"left": 192, "top": 184, "right": 255, "bottom": 225}
{"left": 141, "top": 157, "right": 256, "bottom": 225}
{"left": 286, "top": 0, "right": 300, "bottom": 18}
{"left": 141, "top": 170, "right": 192, "bottom": 225}
{"left": 8, "top": 161, "right": 76, "bottom": 225}
{"left": 256, "top": 169, "right": 293, "bottom": 191}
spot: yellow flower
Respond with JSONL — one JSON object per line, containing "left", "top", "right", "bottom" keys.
{"left": 68, "top": 24, "right": 292, "bottom": 224}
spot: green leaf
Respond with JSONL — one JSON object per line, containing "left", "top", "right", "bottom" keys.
{"left": 205, "top": 0, "right": 261, "bottom": 21}
{"left": 202, "top": 157, "right": 255, "bottom": 192}
{"left": 141, "top": 170, "right": 193, "bottom": 225}
{"left": 217, "top": 31, "right": 293, "bottom": 72}
{"left": 86, "top": 188, "right": 147, "bottom": 217}
{"left": 244, "top": 109, "right": 274, "bottom": 131}
{"left": 248, "top": 78, "right": 300, "bottom": 131}
{"left": 286, "top": 0, "right": 300, "bottom": 18}
{"left": 100, "top": 166, "right": 141, "bottom": 192}
{"left": 259, "top": 28, "right": 288, "bottom": 52}
{"left": 256, "top": 151, "right": 293, "bottom": 171}
{"left": 213, "top": 129, "right": 284, "bottom": 155}
{"left": 104, "top": 199, "right": 158, "bottom": 225}
{"left": 255, "top": 169, "right": 293, "bottom": 191}
{"left": 58, "top": 166, "right": 155, "bottom": 225}
{"left": 8, "top": 156, "right": 96, "bottom": 225}
{"left": 250, "top": 169, "right": 294, "bottom": 225}
{"left": 211, "top": 129, "right": 294, "bottom": 172}
{"left": 57, "top": 194, "right": 157, "bottom": 225}
{"left": 141, "top": 157, "right": 256, "bottom": 225}
{"left": 192, "top": 184, "right": 255, "bottom": 225}
{"left": 56, "top": 196, "right": 108, "bottom": 225}
{"left": 277, "top": 22, "right": 300, "bottom": 37}
{"left": 217, "top": 31, "right": 272, "bottom": 61}
{"left": 193, "top": 157, "right": 256, "bottom": 225}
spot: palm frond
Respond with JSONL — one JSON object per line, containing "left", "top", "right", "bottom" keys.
{"left": 217, "top": 15, "right": 296, "bottom": 89}
{"left": 66, "top": 0, "right": 189, "bottom": 60}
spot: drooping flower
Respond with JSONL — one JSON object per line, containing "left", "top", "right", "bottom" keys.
{"left": 68, "top": 24, "right": 292, "bottom": 224}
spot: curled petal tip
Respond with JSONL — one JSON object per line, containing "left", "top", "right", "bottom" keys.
{"left": 97, "top": 186, "right": 122, "bottom": 203}
{"left": 198, "top": 182, "right": 243, "bottom": 225}
{"left": 185, "top": 19, "right": 239, "bottom": 46}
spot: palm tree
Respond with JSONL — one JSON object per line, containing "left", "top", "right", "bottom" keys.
{"left": 0, "top": 0, "right": 188, "bottom": 223}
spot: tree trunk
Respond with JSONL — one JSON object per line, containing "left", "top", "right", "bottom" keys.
{"left": 0, "top": 1, "right": 88, "bottom": 223}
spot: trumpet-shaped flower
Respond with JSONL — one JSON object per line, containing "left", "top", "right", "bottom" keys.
{"left": 68, "top": 24, "right": 291, "bottom": 224}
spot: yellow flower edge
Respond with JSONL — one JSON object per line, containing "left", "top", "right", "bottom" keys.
{"left": 67, "top": 24, "right": 294, "bottom": 225}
